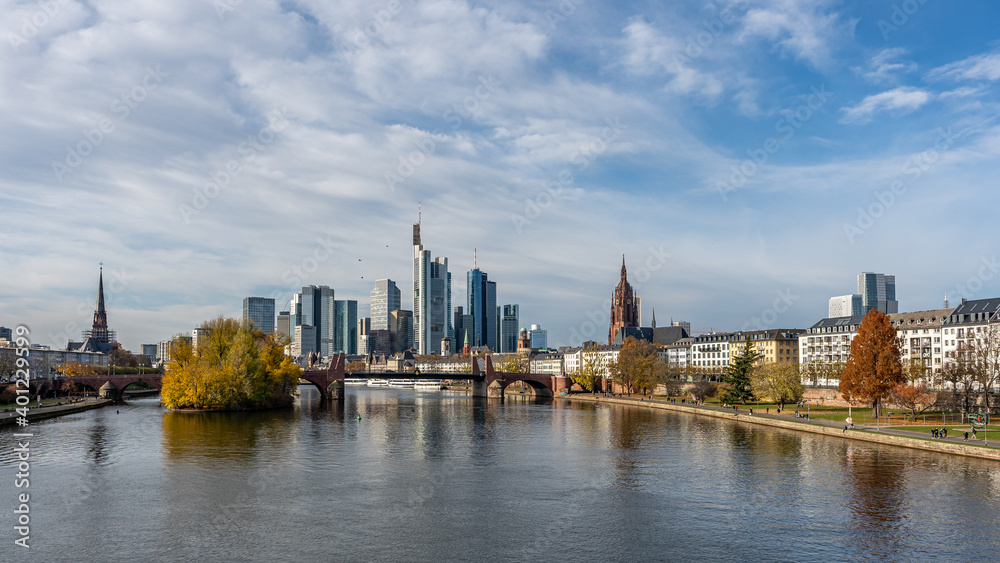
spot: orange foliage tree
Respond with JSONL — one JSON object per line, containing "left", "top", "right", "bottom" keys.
{"left": 839, "top": 309, "right": 905, "bottom": 418}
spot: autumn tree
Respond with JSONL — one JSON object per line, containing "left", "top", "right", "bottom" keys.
{"left": 722, "top": 342, "right": 761, "bottom": 404}
{"left": 653, "top": 360, "right": 685, "bottom": 397}
{"left": 608, "top": 337, "right": 657, "bottom": 395}
{"left": 571, "top": 344, "right": 603, "bottom": 393}
{"left": 58, "top": 361, "right": 101, "bottom": 377}
{"left": 839, "top": 309, "right": 905, "bottom": 418}
{"left": 346, "top": 361, "right": 366, "bottom": 372}
{"left": 498, "top": 352, "right": 531, "bottom": 374}
{"left": 108, "top": 343, "right": 139, "bottom": 368}
{"left": 888, "top": 383, "right": 936, "bottom": 420}
{"left": 750, "top": 362, "right": 803, "bottom": 409}
{"left": 958, "top": 323, "right": 1000, "bottom": 413}
{"left": 161, "top": 318, "right": 301, "bottom": 410}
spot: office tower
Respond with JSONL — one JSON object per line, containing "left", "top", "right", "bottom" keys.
{"left": 358, "top": 317, "right": 370, "bottom": 355}
{"left": 828, "top": 294, "right": 864, "bottom": 317}
{"left": 390, "top": 309, "right": 414, "bottom": 353}
{"left": 243, "top": 297, "right": 275, "bottom": 335}
{"left": 467, "top": 266, "right": 498, "bottom": 350}
{"left": 291, "top": 285, "right": 336, "bottom": 357}
{"left": 529, "top": 324, "right": 548, "bottom": 349}
{"left": 501, "top": 304, "right": 519, "bottom": 353}
{"left": 413, "top": 219, "right": 451, "bottom": 354}
{"left": 370, "top": 279, "right": 401, "bottom": 331}
{"left": 453, "top": 306, "right": 475, "bottom": 354}
{"left": 858, "top": 272, "right": 898, "bottom": 314}
{"left": 293, "top": 325, "right": 317, "bottom": 357}
{"left": 334, "top": 300, "right": 358, "bottom": 354}
{"left": 276, "top": 311, "right": 290, "bottom": 339}
{"left": 0, "top": 327, "right": 11, "bottom": 342}
{"left": 192, "top": 327, "right": 210, "bottom": 350}
{"left": 141, "top": 344, "right": 157, "bottom": 357}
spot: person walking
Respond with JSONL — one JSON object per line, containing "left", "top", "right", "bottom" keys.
{"left": 964, "top": 431, "right": 969, "bottom": 442}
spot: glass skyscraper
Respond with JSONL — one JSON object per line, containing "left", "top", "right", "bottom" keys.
{"left": 370, "top": 279, "right": 401, "bottom": 331}
{"left": 413, "top": 221, "right": 451, "bottom": 355}
{"left": 334, "top": 300, "right": 358, "bottom": 354}
{"left": 858, "top": 272, "right": 898, "bottom": 314}
{"left": 467, "top": 267, "right": 498, "bottom": 350}
{"left": 242, "top": 297, "right": 275, "bottom": 335}
{"left": 501, "top": 304, "right": 519, "bottom": 353}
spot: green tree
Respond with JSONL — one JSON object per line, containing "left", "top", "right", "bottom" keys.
{"left": 750, "top": 362, "right": 803, "bottom": 409}
{"left": 571, "top": 344, "right": 603, "bottom": 392}
{"left": 839, "top": 309, "right": 905, "bottom": 418}
{"left": 608, "top": 337, "right": 656, "bottom": 395}
{"left": 722, "top": 342, "right": 761, "bottom": 404}
{"left": 498, "top": 352, "right": 531, "bottom": 374}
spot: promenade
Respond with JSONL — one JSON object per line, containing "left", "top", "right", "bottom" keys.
{"left": 559, "top": 393, "right": 1000, "bottom": 462}
{"left": 0, "top": 397, "right": 114, "bottom": 426}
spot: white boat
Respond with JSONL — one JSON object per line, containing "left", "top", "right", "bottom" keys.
{"left": 345, "top": 378, "right": 367, "bottom": 386}
{"left": 414, "top": 381, "right": 445, "bottom": 391}
{"left": 388, "top": 379, "right": 415, "bottom": 388}
{"left": 367, "top": 379, "right": 389, "bottom": 387}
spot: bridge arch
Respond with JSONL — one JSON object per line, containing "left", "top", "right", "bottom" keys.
{"left": 298, "top": 376, "right": 330, "bottom": 401}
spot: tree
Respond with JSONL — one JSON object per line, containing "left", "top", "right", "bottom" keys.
{"left": 498, "top": 352, "right": 531, "bottom": 374}
{"left": 888, "top": 383, "right": 936, "bottom": 420}
{"left": 0, "top": 349, "right": 15, "bottom": 380}
{"left": 161, "top": 317, "right": 301, "bottom": 410}
{"left": 108, "top": 343, "right": 139, "bottom": 368}
{"left": 750, "top": 362, "right": 803, "bottom": 409}
{"left": 653, "top": 360, "right": 685, "bottom": 397}
{"left": 346, "top": 361, "right": 366, "bottom": 372}
{"left": 607, "top": 337, "right": 656, "bottom": 395}
{"left": 58, "top": 361, "right": 101, "bottom": 377}
{"left": 689, "top": 381, "right": 717, "bottom": 402}
{"left": 839, "top": 309, "right": 905, "bottom": 418}
{"left": 959, "top": 323, "right": 1000, "bottom": 413}
{"left": 722, "top": 342, "right": 761, "bottom": 404}
{"left": 571, "top": 344, "right": 603, "bottom": 393}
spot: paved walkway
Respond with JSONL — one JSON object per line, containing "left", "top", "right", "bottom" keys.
{"left": 583, "top": 395, "right": 999, "bottom": 449}
{"left": 0, "top": 397, "right": 113, "bottom": 425}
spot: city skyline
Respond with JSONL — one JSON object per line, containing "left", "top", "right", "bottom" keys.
{"left": 3, "top": 1, "right": 1000, "bottom": 352}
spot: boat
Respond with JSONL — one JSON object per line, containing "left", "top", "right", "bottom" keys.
{"left": 414, "top": 381, "right": 445, "bottom": 391}
{"left": 345, "top": 378, "right": 367, "bottom": 386}
{"left": 367, "top": 379, "right": 389, "bottom": 387}
{"left": 388, "top": 379, "right": 415, "bottom": 388}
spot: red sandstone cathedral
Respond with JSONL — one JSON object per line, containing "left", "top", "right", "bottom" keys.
{"left": 608, "top": 256, "right": 639, "bottom": 344}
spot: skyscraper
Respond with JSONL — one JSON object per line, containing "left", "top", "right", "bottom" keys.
{"left": 276, "top": 311, "right": 290, "bottom": 339}
{"left": 501, "top": 304, "right": 519, "bottom": 353}
{"left": 390, "top": 309, "right": 414, "bottom": 353}
{"left": 858, "top": 272, "right": 898, "bottom": 314}
{"left": 334, "top": 300, "right": 358, "bottom": 354}
{"left": 370, "top": 279, "right": 401, "bottom": 331}
{"left": 828, "top": 294, "right": 863, "bottom": 317}
{"left": 291, "top": 285, "right": 336, "bottom": 357}
{"left": 529, "top": 324, "right": 548, "bottom": 349}
{"left": 243, "top": 296, "right": 275, "bottom": 335}
{"left": 413, "top": 218, "right": 451, "bottom": 354}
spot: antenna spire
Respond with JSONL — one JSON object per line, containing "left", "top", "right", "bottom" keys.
{"left": 418, "top": 202, "right": 421, "bottom": 225}
{"left": 474, "top": 248, "right": 477, "bottom": 269}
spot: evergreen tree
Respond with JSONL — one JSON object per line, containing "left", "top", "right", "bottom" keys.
{"left": 722, "top": 341, "right": 761, "bottom": 404}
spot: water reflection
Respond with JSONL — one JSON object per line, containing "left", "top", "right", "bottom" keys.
{"left": 842, "top": 444, "right": 909, "bottom": 558}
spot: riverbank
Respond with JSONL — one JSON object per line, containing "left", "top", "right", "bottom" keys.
{"left": 0, "top": 397, "right": 114, "bottom": 426}
{"left": 559, "top": 394, "right": 1000, "bottom": 462}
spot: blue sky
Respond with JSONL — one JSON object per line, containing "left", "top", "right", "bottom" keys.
{"left": 2, "top": 0, "right": 1000, "bottom": 351}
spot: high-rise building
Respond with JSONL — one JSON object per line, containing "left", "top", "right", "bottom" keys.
{"left": 276, "top": 311, "right": 290, "bottom": 340}
{"left": 141, "top": 344, "right": 157, "bottom": 358}
{"left": 390, "top": 309, "right": 414, "bottom": 353}
{"left": 453, "top": 306, "right": 475, "bottom": 354}
{"left": 293, "top": 325, "right": 317, "bottom": 357}
{"left": 0, "top": 326, "right": 12, "bottom": 342}
{"left": 828, "top": 294, "right": 864, "bottom": 317}
{"left": 609, "top": 256, "right": 639, "bottom": 344}
{"left": 243, "top": 296, "right": 275, "bottom": 335}
{"left": 291, "top": 285, "right": 336, "bottom": 357}
{"left": 467, "top": 267, "right": 498, "bottom": 350}
{"left": 334, "top": 300, "right": 358, "bottom": 354}
{"left": 858, "top": 272, "right": 898, "bottom": 314}
{"left": 529, "top": 324, "right": 548, "bottom": 349}
{"left": 413, "top": 219, "right": 451, "bottom": 354}
{"left": 501, "top": 304, "right": 519, "bottom": 353}
{"left": 357, "top": 317, "right": 370, "bottom": 355}
{"left": 370, "top": 279, "right": 401, "bottom": 331}
{"left": 192, "top": 327, "right": 210, "bottom": 350}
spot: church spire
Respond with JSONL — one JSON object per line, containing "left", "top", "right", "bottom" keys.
{"left": 93, "top": 264, "right": 108, "bottom": 333}
{"left": 651, "top": 307, "right": 656, "bottom": 329}
{"left": 621, "top": 254, "right": 627, "bottom": 279}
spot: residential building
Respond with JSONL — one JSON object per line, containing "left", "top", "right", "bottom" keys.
{"left": 728, "top": 329, "right": 804, "bottom": 365}
{"left": 529, "top": 324, "right": 548, "bottom": 349}
{"left": 665, "top": 337, "right": 693, "bottom": 367}
{"left": 413, "top": 221, "right": 451, "bottom": 354}
{"left": 828, "top": 294, "right": 863, "bottom": 318}
{"left": 941, "top": 298, "right": 1000, "bottom": 386}
{"left": 890, "top": 308, "right": 952, "bottom": 384}
{"left": 690, "top": 332, "right": 734, "bottom": 375}
{"left": 370, "top": 279, "right": 401, "bottom": 331}
{"left": 500, "top": 304, "right": 519, "bottom": 353}
{"left": 529, "top": 352, "right": 563, "bottom": 376}
{"left": 858, "top": 272, "right": 898, "bottom": 314}
{"left": 564, "top": 343, "right": 620, "bottom": 379}
{"left": 798, "top": 316, "right": 865, "bottom": 386}
{"left": 242, "top": 296, "right": 275, "bottom": 335}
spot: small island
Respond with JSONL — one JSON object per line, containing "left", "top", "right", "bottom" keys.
{"left": 161, "top": 317, "right": 302, "bottom": 410}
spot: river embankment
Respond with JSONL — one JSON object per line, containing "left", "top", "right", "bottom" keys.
{"left": 0, "top": 397, "right": 114, "bottom": 426}
{"left": 559, "top": 394, "right": 1000, "bottom": 462}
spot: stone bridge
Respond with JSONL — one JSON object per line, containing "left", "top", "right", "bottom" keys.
{"left": 58, "top": 373, "right": 164, "bottom": 402}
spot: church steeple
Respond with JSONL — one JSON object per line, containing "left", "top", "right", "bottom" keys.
{"left": 651, "top": 307, "right": 656, "bottom": 329}
{"left": 609, "top": 256, "right": 639, "bottom": 344}
{"left": 89, "top": 263, "right": 112, "bottom": 343}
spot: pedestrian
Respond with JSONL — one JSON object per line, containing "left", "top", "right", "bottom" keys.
{"left": 766, "top": 408, "right": 769, "bottom": 414}
{"left": 973, "top": 428, "right": 978, "bottom": 439}
{"left": 843, "top": 425, "right": 848, "bottom": 433}
{"left": 943, "top": 428, "right": 948, "bottom": 439}
{"left": 964, "top": 431, "right": 969, "bottom": 442}
{"left": 749, "top": 408, "right": 753, "bottom": 416}
{"left": 932, "top": 429, "right": 937, "bottom": 439}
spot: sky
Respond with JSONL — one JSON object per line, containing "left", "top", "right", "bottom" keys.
{"left": 2, "top": 0, "right": 1000, "bottom": 352}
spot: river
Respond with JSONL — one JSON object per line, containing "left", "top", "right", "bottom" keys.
{"left": 2, "top": 386, "right": 999, "bottom": 561}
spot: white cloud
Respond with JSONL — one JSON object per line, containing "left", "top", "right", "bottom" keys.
{"left": 738, "top": 0, "right": 852, "bottom": 69}
{"left": 839, "top": 87, "right": 931, "bottom": 124}
{"left": 927, "top": 48, "right": 1000, "bottom": 82}
{"left": 620, "top": 18, "right": 725, "bottom": 99}
{"left": 853, "top": 47, "right": 916, "bottom": 84}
